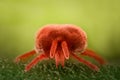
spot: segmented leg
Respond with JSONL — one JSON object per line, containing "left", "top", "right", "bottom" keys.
{"left": 50, "top": 40, "right": 58, "bottom": 58}
{"left": 71, "top": 52, "right": 99, "bottom": 71}
{"left": 81, "top": 49, "right": 106, "bottom": 64}
{"left": 61, "top": 41, "right": 69, "bottom": 59}
{"left": 25, "top": 53, "right": 48, "bottom": 72}
{"left": 55, "top": 52, "right": 60, "bottom": 68}
{"left": 15, "top": 50, "right": 36, "bottom": 63}
{"left": 60, "top": 51, "right": 65, "bottom": 67}
{"left": 55, "top": 50, "right": 65, "bottom": 67}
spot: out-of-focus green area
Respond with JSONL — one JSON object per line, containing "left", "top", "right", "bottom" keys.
{"left": 0, "top": 58, "right": 120, "bottom": 80}
{"left": 0, "top": 0, "right": 120, "bottom": 61}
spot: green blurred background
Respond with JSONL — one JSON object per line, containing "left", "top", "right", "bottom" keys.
{"left": 0, "top": 0, "right": 120, "bottom": 62}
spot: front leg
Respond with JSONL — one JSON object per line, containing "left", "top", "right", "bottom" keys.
{"left": 25, "top": 53, "right": 48, "bottom": 71}
{"left": 15, "top": 50, "right": 36, "bottom": 63}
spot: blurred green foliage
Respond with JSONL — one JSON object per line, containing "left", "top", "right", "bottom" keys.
{"left": 0, "top": 58, "right": 120, "bottom": 80}
{"left": 0, "top": 0, "right": 120, "bottom": 60}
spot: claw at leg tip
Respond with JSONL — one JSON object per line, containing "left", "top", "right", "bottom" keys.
{"left": 95, "top": 67, "right": 99, "bottom": 71}
{"left": 24, "top": 70, "right": 27, "bottom": 72}
{"left": 65, "top": 56, "right": 69, "bottom": 60}
{"left": 14, "top": 58, "right": 20, "bottom": 63}
{"left": 56, "top": 65, "right": 58, "bottom": 68}
{"left": 24, "top": 69, "right": 29, "bottom": 72}
{"left": 25, "top": 67, "right": 29, "bottom": 72}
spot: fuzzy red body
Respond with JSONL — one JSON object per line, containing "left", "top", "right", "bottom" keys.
{"left": 36, "top": 24, "right": 86, "bottom": 53}
{"left": 35, "top": 24, "right": 87, "bottom": 66}
{"left": 15, "top": 24, "right": 105, "bottom": 71}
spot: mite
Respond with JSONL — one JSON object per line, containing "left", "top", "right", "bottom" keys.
{"left": 15, "top": 24, "right": 105, "bottom": 71}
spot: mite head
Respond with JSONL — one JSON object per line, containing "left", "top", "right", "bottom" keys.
{"left": 35, "top": 24, "right": 87, "bottom": 66}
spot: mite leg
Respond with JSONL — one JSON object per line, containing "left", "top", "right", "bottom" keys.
{"left": 25, "top": 53, "right": 48, "bottom": 71}
{"left": 81, "top": 49, "right": 106, "bottom": 64}
{"left": 71, "top": 52, "right": 99, "bottom": 71}
{"left": 15, "top": 50, "right": 36, "bottom": 63}
{"left": 55, "top": 52, "right": 60, "bottom": 68}
{"left": 59, "top": 51, "right": 65, "bottom": 67}
{"left": 61, "top": 41, "right": 69, "bottom": 59}
{"left": 50, "top": 40, "right": 58, "bottom": 58}
{"left": 55, "top": 51, "right": 65, "bottom": 67}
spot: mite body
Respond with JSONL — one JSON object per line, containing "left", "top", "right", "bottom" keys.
{"left": 15, "top": 24, "right": 105, "bottom": 71}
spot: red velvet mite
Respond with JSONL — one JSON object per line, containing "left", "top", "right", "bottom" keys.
{"left": 15, "top": 24, "right": 105, "bottom": 71}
